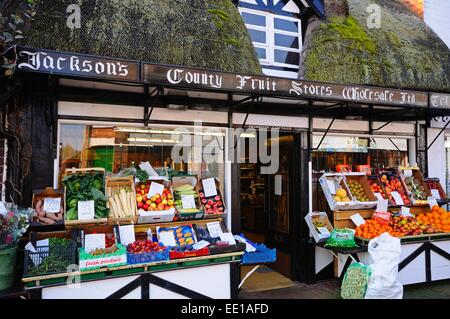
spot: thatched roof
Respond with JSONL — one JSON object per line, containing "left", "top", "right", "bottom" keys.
{"left": 300, "top": 0, "right": 450, "bottom": 92}
{"left": 5, "top": 0, "right": 262, "bottom": 74}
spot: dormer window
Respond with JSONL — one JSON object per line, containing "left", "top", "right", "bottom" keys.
{"left": 238, "top": 0, "right": 304, "bottom": 79}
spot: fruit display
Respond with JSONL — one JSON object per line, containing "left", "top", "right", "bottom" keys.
{"left": 198, "top": 191, "right": 224, "bottom": 215}
{"left": 391, "top": 216, "right": 432, "bottom": 236}
{"left": 106, "top": 184, "right": 136, "bottom": 219}
{"left": 347, "top": 181, "right": 370, "bottom": 202}
{"left": 379, "top": 173, "right": 411, "bottom": 205}
{"left": 158, "top": 225, "right": 197, "bottom": 247}
{"left": 355, "top": 219, "right": 398, "bottom": 239}
{"left": 425, "top": 179, "right": 446, "bottom": 199}
{"left": 368, "top": 178, "right": 387, "bottom": 199}
{"left": 135, "top": 181, "right": 175, "bottom": 212}
{"left": 416, "top": 205, "right": 450, "bottom": 233}
{"left": 333, "top": 188, "right": 351, "bottom": 203}
{"left": 127, "top": 240, "right": 166, "bottom": 254}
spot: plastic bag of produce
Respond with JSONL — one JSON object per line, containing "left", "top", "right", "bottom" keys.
{"left": 324, "top": 229, "right": 358, "bottom": 249}
{"left": 341, "top": 262, "right": 371, "bottom": 299}
{"left": 365, "top": 232, "right": 403, "bottom": 299}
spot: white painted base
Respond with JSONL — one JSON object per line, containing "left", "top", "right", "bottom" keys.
{"left": 41, "top": 263, "right": 232, "bottom": 299}
{"left": 336, "top": 240, "right": 450, "bottom": 286}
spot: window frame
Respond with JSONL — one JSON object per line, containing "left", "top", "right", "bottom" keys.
{"left": 239, "top": 7, "right": 303, "bottom": 71}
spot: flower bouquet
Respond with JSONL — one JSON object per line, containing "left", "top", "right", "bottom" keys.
{"left": 0, "top": 203, "right": 33, "bottom": 250}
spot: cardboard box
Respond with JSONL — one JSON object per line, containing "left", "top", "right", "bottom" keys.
{"left": 319, "top": 173, "right": 356, "bottom": 211}
{"left": 344, "top": 172, "right": 378, "bottom": 209}
{"left": 106, "top": 176, "right": 138, "bottom": 225}
{"left": 31, "top": 187, "right": 65, "bottom": 231}
{"left": 63, "top": 168, "right": 108, "bottom": 228}
{"left": 305, "top": 212, "right": 334, "bottom": 243}
{"left": 399, "top": 167, "right": 431, "bottom": 206}
{"left": 424, "top": 178, "right": 447, "bottom": 200}
{"left": 136, "top": 179, "right": 176, "bottom": 224}
{"left": 172, "top": 176, "right": 205, "bottom": 221}
{"left": 196, "top": 178, "right": 225, "bottom": 219}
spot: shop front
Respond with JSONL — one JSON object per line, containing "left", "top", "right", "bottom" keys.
{"left": 3, "top": 46, "right": 450, "bottom": 298}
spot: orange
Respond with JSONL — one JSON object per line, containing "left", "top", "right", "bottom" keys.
{"left": 439, "top": 207, "right": 446, "bottom": 214}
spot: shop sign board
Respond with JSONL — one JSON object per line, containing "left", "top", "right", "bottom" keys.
{"left": 143, "top": 63, "right": 429, "bottom": 107}
{"left": 430, "top": 93, "right": 450, "bottom": 128}
{"left": 16, "top": 47, "right": 140, "bottom": 82}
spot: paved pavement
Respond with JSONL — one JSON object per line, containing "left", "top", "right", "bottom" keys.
{"left": 240, "top": 279, "right": 450, "bottom": 299}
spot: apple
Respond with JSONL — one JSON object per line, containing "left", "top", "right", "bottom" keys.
{"left": 155, "top": 198, "right": 162, "bottom": 204}
{"left": 136, "top": 196, "right": 143, "bottom": 203}
{"left": 150, "top": 196, "right": 156, "bottom": 202}
{"left": 155, "top": 193, "right": 161, "bottom": 199}
{"left": 162, "top": 199, "right": 168, "bottom": 205}
{"left": 143, "top": 204, "right": 149, "bottom": 211}
{"left": 207, "top": 199, "right": 214, "bottom": 206}
{"left": 205, "top": 204, "right": 211, "bottom": 209}
{"left": 167, "top": 200, "right": 174, "bottom": 206}
{"left": 216, "top": 201, "right": 223, "bottom": 207}
{"left": 143, "top": 195, "right": 148, "bottom": 201}
{"left": 201, "top": 198, "right": 207, "bottom": 204}
{"left": 157, "top": 203, "right": 165, "bottom": 210}
{"left": 199, "top": 192, "right": 205, "bottom": 198}
{"left": 167, "top": 193, "right": 173, "bottom": 199}
{"left": 215, "top": 195, "right": 221, "bottom": 201}
{"left": 146, "top": 200, "right": 152, "bottom": 205}
{"left": 150, "top": 203, "right": 157, "bottom": 209}
{"left": 137, "top": 202, "right": 144, "bottom": 208}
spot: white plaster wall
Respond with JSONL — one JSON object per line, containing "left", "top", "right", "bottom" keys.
{"left": 427, "top": 128, "right": 446, "bottom": 190}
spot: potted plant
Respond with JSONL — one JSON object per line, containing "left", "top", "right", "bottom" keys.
{"left": 0, "top": 204, "right": 31, "bottom": 291}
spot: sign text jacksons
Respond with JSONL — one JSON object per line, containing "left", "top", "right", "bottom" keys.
{"left": 143, "top": 64, "right": 428, "bottom": 107}
{"left": 17, "top": 48, "right": 139, "bottom": 82}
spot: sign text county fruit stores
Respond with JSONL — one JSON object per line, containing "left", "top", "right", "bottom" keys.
{"left": 143, "top": 64, "right": 428, "bottom": 107}
{"left": 15, "top": 47, "right": 433, "bottom": 108}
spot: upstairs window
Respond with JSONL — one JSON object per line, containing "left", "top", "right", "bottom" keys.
{"left": 239, "top": 1, "right": 303, "bottom": 79}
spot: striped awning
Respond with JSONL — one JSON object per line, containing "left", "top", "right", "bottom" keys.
{"left": 237, "top": 0, "right": 325, "bottom": 17}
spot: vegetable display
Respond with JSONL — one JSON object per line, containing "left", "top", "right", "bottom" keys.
{"left": 173, "top": 184, "right": 200, "bottom": 213}
{"left": 33, "top": 199, "right": 64, "bottom": 225}
{"left": 106, "top": 185, "right": 136, "bottom": 219}
{"left": 26, "top": 238, "right": 75, "bottom": 276}
{"left": 89, "top": 244, "right": 119, "bottom": 256}
{"left": 62, "top": 172, "right": 109, "bottom": 220}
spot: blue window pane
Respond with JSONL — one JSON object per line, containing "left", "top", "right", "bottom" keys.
{"left": 275, "top": 33, "right": 299, "bottom": 49}
{"left": 242, "top": 12, "right": 266, "bottom": 27}
{"left": 274, "top": 18, "right": 299, "bottom": 32}
{"left": 248, "top": 29, "right": 266, "bottom": 44}
{"left": 254, "top": 47, "right": 266, "bottom": 60}
{"left": 274, "top": 50, "right": 300, "bottom": 65}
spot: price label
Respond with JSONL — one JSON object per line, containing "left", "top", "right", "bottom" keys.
{"left": 428, "top": 197, "right": 438, "bottom": 209}
{"left": 78, "top": 200, "right": 95, "bottom": 220}
{"left": 159, "top": 231, "right": 177, "bottom": 247}
{"left": 350, "top": 213, "right": 366, "bottom": 227}
{"left": 376, "top": 199, "right": 389, "bottom": 213}
{"left": 84, "top": 234, "right": 105, "bottom": 253}
{"left": 401, "top": 206, "right": 413, "bottom": 217}
{"left": 148, "top": 182, "right": 165, "bottom": 198}
{"left": 181, "top": 195, "right": 196, "bottom": 209}
{"left": 202, "top": 178, "right": 218, "bottom": 198}
{"left": 193, "top": 240, "right": 210, "bottom": 250}
{"left": 219, "top": 232, "right": 237, "bottom": 245}
{"left": 207, "top": 221, "right": 223, "bottom": 238}
{"left": 403, "top": 170, "right": 413, "bottom": 178}
{"left": 43, "top": 197, "right": 61, "bottom": 213}
{"left": 139, "top": 161, "right": 158, "bottom": 177}
{"left": 326, "top": 179, "right": 336, "bottom": 195}
{"left": 391, "top": 191, "right": 404, "bottom": 206}
{"left": 317, "top": 227, "right": 331, "bottom": 236}
{"left": 431, "top": 189, "right": 441, "bottom": 200}
{"left": 119, "top": 225, "right": 136, "bottom": 246}
{"left": 373, "top": 192, "right": 384, "bottom": 201}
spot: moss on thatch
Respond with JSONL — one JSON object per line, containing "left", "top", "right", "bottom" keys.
{"left": 301, "top": 0, "right": 450, "bottom": 91}
{"left": 5, "top": 0, "right": 261, "bottom": 74}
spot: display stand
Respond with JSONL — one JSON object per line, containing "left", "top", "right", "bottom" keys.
{"left": 24, "top": 252, "right": 242, "bottom": 299}
{"left": 330, "top": 208, "right": 450, "bottom": 285}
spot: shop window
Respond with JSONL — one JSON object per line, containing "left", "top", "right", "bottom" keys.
{"left": 312, "top": 135, "right": 409, "bottom": 173}
{"left": 238, "top": 3, "right": 302, "bottom": 79}
{"left": 58, "top": 124, "right": 225, "bottom": 194}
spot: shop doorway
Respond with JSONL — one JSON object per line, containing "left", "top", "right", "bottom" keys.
{"left": 239, "top": 131, "right": 301, "bottom": 287}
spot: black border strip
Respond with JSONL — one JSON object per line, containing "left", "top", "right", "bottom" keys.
{"left": 148, "top": 274, "right": 212, "bottom": 299}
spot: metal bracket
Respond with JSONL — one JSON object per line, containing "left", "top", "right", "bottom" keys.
{"left": 388, "top": 138, "right": 402, "bottom": 152}
{"left": 417, "top": 119, "right": 450, "bottom": 153}
{"left": 144, "top": 86, "right": 163, "bottom": 127}
{"left": 233, "top": 96, "right": 262, "bottom": 149}
{"left": 304, "top": 117, "right": 336, "bottom": 151}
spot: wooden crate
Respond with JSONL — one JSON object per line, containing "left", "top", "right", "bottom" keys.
{"left": 333, "top": 209, "right": 375, "bottom": 229}
{"left": 399, "top": 167, "right": 431, "bottom": 205}
{"left": 425, "top": 178, "right": 448, "bottom": 200}
{"left": 106, "top": 176, "right": 137, "bottom": 225}
{"left": 31, "top": 188, "right": 65, "bottom": 231}
{"left": 63, "top": 167, "right": 108, "bottom": 228}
